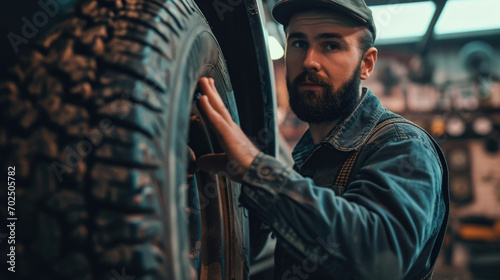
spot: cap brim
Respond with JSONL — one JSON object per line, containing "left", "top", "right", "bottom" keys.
{"left": 272, "top": 0, "right": 368, "bottom": 26}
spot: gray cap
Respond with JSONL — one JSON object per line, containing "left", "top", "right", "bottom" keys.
{"left": 272, "top": 0, "right": 376, "bottom": 40}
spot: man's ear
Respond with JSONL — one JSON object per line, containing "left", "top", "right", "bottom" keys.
{"left": 360, "top": 47, "right": 378, "bottom": 80}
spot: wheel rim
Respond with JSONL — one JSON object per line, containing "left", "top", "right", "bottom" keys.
{"left": 186, "top": 94, "right": 229, "bottom": 280}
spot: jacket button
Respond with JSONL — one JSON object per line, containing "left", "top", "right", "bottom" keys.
{"left": 259, "top": 166, "right": 272, "bottom": 177}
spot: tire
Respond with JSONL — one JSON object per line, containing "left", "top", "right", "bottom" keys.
{"left": 0, "top": 0, "right": 249, "bottom": 279}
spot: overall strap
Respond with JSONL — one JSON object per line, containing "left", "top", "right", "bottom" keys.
{"left": 334, "top": 117, "right": 411, "bottom": 188}
{"left": 333, "top": 116, "right": 450, "bottom": 280}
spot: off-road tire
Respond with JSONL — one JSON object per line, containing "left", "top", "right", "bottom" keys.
{"left": 0, "top": 0, "right": 248, "bottom": 279}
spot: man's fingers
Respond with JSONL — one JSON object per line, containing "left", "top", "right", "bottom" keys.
{"left": 198, "top": 94, "right": 240, "bottom": 150}
{"left": 196, "top": 153, "right": 228, "bottom": 174}
{"left": 198, "top": 95, "right": 232, "bottom": 134}
{"left": 199, "top": 78, "right": 233, "bottom": 123}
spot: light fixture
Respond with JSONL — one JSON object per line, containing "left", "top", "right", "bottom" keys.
{"left": 446, "top": 116, "right": 466, "bottom": 137}
{"left": 268, "top": 35, "right": 284, "bottom": 60}
{"left": 434, "top": 0, "right": 500, "bottom": 35}
{"left": 472, "top": 116, "right": 493, "bottom": 136}
{"left": 430, "top": 116, "right": 446, "bottom": 138}
{"left": 370, "top": 1, "right": 435, "bottom": 43}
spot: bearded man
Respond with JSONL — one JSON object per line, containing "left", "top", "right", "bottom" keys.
{"left": 197, "top": 0, "right": 449, "bottom": 279}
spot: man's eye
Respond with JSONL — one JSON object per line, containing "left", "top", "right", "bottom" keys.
{"left": 292, "top": 41, "right": 306, "bottom": 48}
{"left": 325, "top": 43, "right": 339, "bottom": 50}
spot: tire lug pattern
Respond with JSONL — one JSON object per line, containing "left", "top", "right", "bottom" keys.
{"left": 45, "top": 190, "right": 88, "bottom": 225}
{"left": 32, "top": 213, "right": 62, "bottom": 262}
{"left": 98, "top": 243, "right": 164, "bottom": 272}
{"left": 51, "top": 253, "right": 91, "bottom": 278}
{"left": 0, "top": 0, "right": 248, "bottom": 279}
{"left": 93, "top": 212, "right": 163, "bottom": 247}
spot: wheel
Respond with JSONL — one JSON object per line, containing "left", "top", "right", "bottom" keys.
{"left": 0, "top": 0, "right": 249, "bottom": 279}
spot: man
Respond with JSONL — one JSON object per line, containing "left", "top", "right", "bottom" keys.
{"left": 197, "top": 0, "right": 449, "bottom": 279}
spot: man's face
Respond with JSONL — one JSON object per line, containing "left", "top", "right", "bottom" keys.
{"left": 285, "top": 10, "right": 365, "bottom": 124}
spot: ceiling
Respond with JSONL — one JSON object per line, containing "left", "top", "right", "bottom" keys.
{"left": 365, "top": 0, "right": 500, "bottom": 47}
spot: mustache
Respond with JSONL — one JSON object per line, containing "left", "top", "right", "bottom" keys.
{"left": 292, "top": 71, "right": 332, "bottom": 88}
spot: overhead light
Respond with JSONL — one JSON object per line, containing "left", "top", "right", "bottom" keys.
{"left": 472, "top": 117, "right": 493, "bottom": 136}
{"left": 446, "top": 116, "right": 467, "bottom": 137}
{"left": 430, "top": 116, "right": 446, "bottom": 138}
{"left": 268, "top": 35, "right": 284, "bottom": 60}
{"left": 435, "top": 0, "right": 500, "bottom": 35}
{"left": 370, "top": 1, "right": 435, "bottom": 43}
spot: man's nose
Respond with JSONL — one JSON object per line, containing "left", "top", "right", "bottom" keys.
{"left": 303, "top": 48, "right": 321, "bottom": 72}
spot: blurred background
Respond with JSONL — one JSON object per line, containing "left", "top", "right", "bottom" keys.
{"left": 254, "top": 0, "right": 500, "bottom": 279}
{"left": 1, "top": 0, "right": 498, "bottom": 279}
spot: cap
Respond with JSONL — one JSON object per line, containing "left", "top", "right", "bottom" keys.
{"left": 272, "top": 0, "right": 376, "bottom": 40}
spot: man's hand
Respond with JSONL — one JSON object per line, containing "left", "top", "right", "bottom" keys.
{"left": 196, "top": 77, "right": 260, "bottom": 182}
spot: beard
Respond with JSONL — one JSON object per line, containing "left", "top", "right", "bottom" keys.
{"left": 287, "top": 64, "right": 362, "bottom": 124}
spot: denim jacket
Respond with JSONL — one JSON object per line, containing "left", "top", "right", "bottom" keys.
{"left": 240, "top": 88, "right": 449, "bottom": 280}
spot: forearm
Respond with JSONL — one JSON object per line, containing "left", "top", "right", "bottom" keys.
{"left": 239, "top": 144, "right": 443, "bottom": 278}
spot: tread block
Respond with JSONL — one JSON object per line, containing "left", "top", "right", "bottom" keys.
{"left": 80, "top": 0, "right": 114, "bottom": 23}
{"left": 105, "top": 38, "right": 171, "bottom": 91}
{"left": 50, "top": 142, "right": 89, "bottom": 185}
{"left": 112, "top": 18, "right": 177, "bottom": 61}
{"left": 122, "top": 1, "right": 185, "bottom": 38}
{"left": 6, "top": 137, "right": 32, "bottom": 178}
{"left": 45, "top": 190, "right": 88, "bottom": 225}
{"left": 30, "top": 127, "right": 59, "bottom": 158}
{"left": 52, "top": 253, "right": 91, "bottom": 278}
{"left": 113, "top": 11, "right": 179, "bottom": 61}
{"left": 123, "top": 0, "right": 190, "bottom": 30}
{"left": 90, "top": 163, "right": 162, "bottom": 212}
{"left": 99, "top": 126, "right": 137, "bottom": 145}
{"left": 47, "top": 103, "right": 91, "bottom": 137}
{"left": 93, "top": 211, "right": 163, "bottom": 247}
{"left": 57, "top": 53, "right": 98, "bottom": 83}
{"left": 97, "top": 101, "right": 165, "bottom": 138}
{"left": 101, "top": 48, "right": 169, "bottom": 93}
{"left": 95, "top": 127, "right": 162, "bottom": 166}
{"left": 162, "top": 0, "right": 189, "bottom": 30}
{"left": 91, "top": 163, "right": 151, "bottom": 185}
{"left": 32, "top": 212, "right": 62, "bottom": 262}
{"left": 99, "top": 243, "right": 164, "bottom": 273}
{"left": 97, "top": 70, "right": 167, "bottom": 111}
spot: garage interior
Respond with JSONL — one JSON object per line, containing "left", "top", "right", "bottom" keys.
{"left": 1, "top": 0, "right": 499, "bottom": 279}
{"left": 258, "top": 0, "right": 500, "bottom": 279}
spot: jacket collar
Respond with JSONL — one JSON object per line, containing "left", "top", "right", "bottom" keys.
{"left": 292, "top": 88, "right": 384, "bottom": 168}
